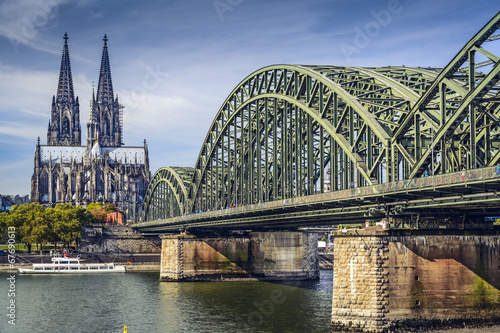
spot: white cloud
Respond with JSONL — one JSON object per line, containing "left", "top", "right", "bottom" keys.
{"left": 0, "top": 122, "right": 46, "bottom": 142}
{"left": 0, "top": 65, "right": 57, "bottom": 116}
{"left": 0, "top": 0, "right": 498, "bottom": 196}
{"left": 0, "top": 0, "right": 70, "bottom": 54}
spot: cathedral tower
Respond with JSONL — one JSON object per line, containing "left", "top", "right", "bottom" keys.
{"left": 47, "top": 33, "right": 81, "bottom": 146}
{"left": 33, "top": 33, "right": 150, "bottom": 221}
{"left": 87, "top": 34, "right": 123, "bottom": 149}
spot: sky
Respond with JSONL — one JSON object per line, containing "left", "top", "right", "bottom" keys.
{"left": 0, "top": 0, "right": 499, "bottom": 196}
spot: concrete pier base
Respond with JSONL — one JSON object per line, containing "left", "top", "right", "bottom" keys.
{"left": 331, "top": 228, "right": 500, "bottom": 332}
{"left": 160, "top": 231, "right": 318, "bottom": 281}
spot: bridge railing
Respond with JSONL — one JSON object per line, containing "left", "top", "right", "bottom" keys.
{"left": 136, "top": 166, "right": 500, "bottom": 228}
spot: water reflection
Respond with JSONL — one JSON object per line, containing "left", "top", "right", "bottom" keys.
{"left": 0, "top": 270, "right": 333, "bottom": 333}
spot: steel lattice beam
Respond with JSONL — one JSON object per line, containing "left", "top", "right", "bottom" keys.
{"left": 141, "top": 11, "right": 500, "bottom": 224}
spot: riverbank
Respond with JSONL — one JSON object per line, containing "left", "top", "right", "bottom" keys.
{"left": 0, "top": 253, "right": 160, "bottom": 272}
{"left": 437, "top": 327, "right": 500, "bottom": 332}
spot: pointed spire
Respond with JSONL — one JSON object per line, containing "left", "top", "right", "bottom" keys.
{"left": 90, "top": 81, "right": 96, "bottom": 122}
{"left": 96, "top": 34, "right": 113, "bottom": 105}
{"left": 56, "top": 32, "right": 75, "bottom": 104}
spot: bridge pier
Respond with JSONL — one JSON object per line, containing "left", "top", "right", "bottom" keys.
{"left": 160, "top": 231, "right": 318, "bottom": 281}
{"left": 331, "top": 228, "right": 500, "bottom": 332}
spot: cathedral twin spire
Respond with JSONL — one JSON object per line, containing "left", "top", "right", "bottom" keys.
{"left": 97, "top": 34, "right": 114, "bottom": 105}
{"left": 56, "top": 32, "right": 75, "bottom": 104}
{"left": 47, "top": 33, "right": 122, "bottom": 148}
{"left": 47, "top": 32, "right": 81, "bottom": 146}
{"left": 88, "top": 33, "right": 122, "bottom": 149}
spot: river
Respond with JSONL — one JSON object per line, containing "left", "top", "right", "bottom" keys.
{"left": 0, "top": 270, "right": 333, "bottom": 333}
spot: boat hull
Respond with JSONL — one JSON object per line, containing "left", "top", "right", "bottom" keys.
{"left": 18, "top": 266, "right": 126, "bottom": 274}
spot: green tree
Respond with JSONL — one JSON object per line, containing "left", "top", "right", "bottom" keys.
{"left": 0, "top": 212, "right": 9, "bottom": 243}
{"left": 52, "top": 204, "right": 94, "bottom": 250}
{"left": 30, "top": 209, "right": 52, "bottom": 253}
{"left": 103, "top": 203, "right": 118, "bottom": 214}
{"left": 8, "top": 203, "right": 46, "bottom": 253}
{"left": 86, "top": 202, "right": 103, "bottom": 211}
{"left": 87, "top": 202, "right": 117, "bottom": 223}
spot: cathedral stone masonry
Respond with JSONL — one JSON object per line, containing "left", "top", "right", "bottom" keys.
{"left": 31, "top": 33, "right": 150, "bottom": 219}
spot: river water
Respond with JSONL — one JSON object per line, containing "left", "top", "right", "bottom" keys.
{"left": 0, "top": 270, "right": 333, "bottom": 333}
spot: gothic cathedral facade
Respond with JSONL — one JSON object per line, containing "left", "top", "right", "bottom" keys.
{"left": 31, "top": 33, "right": 151, "bottom": 221}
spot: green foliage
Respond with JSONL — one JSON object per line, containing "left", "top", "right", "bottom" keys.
{"left": 8, "top": 203, "right": 46, "bottom": 252}
{"left": 0, "top": 212, "right": 9, "bottom": 243}
{"left": 320, "top": 236, "right": 327, "bottom": 242}
{"left": 89, "top": 208, "right": 108, "bottom": 223}
{"left": 85, "top": 202, "right": 103, "bottom": 211}
{"left": 0, "top": 203, "right": 97, "bottom": 252}
{"left": 50, "top": 204, "right": 95, "bottom": 246}
{"left": 102, "top": 203, "right": 118, "bottom": 214}
{"left": 87, "top": 202, "right": 118, "bottom": 223}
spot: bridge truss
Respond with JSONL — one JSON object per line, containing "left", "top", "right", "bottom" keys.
{"left": 143, "top": 11, "right": 500, "bottom": 223}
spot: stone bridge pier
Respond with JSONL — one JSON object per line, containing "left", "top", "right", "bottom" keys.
{"left": 159, "top": 231, "right": 319, "bottom": 281}
{"left": 331, "top": 228, "right": 500, "bottom": 332}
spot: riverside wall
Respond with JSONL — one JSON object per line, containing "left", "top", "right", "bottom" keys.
{"left": 160, "top": 231, "right": 318, "bottom": 282}
{"left": 331, "top": 228, "right": 500, "bottom": 332}
{"left": 0, "top": 253, "right": 161, "bottom": 272}
{"left": 80, "top": 225, "right": 161, "bottom": 253}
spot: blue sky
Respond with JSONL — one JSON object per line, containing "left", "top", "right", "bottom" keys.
{"left": 0, "top": 0, "right": 499, "bottom": 196}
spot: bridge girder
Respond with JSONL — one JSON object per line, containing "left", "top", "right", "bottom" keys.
{"left": 143, "top": 167, "right": 193, "bottom": 220}
{"left": 141, "top": 11, "right": 500, "bottom": 222}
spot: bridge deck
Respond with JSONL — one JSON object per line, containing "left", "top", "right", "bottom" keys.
{"left": 133, "top": 166, "right": 500, "bottom": 232}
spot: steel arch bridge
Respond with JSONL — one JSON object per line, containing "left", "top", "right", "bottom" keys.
{"left": 143, "top": 11, "right": 500, "bottom": 223}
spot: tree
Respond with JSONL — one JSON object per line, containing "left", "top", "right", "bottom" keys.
{"left": 29, "top": 212, "right": 52, "bottom": 252}
{"left": 89, "top": 208, "right": 108, "bottom": 223}
{"left": 87, "top": 202, "right": 118, "bottom": 223}
{"left": 8, "top": 203, "right": 46, "bottom": 253}
{"left": 103, "top": 203, "right": 118, "bottom": 214}
{"left": 0, "top": 212, "right": 9, "bottom": 243}
{"left": 86, "top": 202, "right": 103, "bottom": 211}
{"left": 51, "top": 204, "right": 94, "bottom": 250}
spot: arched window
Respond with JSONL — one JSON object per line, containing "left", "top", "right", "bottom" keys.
{"left": 62, "top": 117, "right": 70, "bottom": 135}
{"left": 52, "top": 173, "right": 58, "bottom": 202}
{"left": 40, "top": 172, "right": 49, "bottom": 194}
{"left": 105, "top": 117, "right": 111, "bottom": 136}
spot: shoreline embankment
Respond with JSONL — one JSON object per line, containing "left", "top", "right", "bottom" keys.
{"left": 0, "top": 252, "right": 161, "bottom": 272}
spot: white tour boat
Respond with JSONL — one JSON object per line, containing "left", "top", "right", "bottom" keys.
{"left": 18, "top": 253, "right": 126, "bottom": 274}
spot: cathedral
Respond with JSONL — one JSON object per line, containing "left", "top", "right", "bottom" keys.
{"left": 31, "top": 33, "right": 151, "bottom": 221}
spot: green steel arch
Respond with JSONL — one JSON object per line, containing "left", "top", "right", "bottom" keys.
{"left": 143, "top": 11, "right": 500, "bottom": 220}
{"left": 187, "top": 64, "right": 425, "bottom": 213}
{"left": 392, "top": 11, "right": 500, "bottom": 177}
{"left": 143, "top": 167, "right": 194, "bottom": 220}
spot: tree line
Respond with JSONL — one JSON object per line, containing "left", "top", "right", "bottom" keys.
{"left": 0, "top": 202, "right": 120, "bottom": 253}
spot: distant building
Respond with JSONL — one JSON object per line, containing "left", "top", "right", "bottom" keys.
{"left": 31, "top": 33, "right": 151, "bottom": 220}
{"left": 106, "top": 211, "right": 125, "bottom": 225}
{"left": 0, "top": 195, "right": 30, "bottom": 212}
